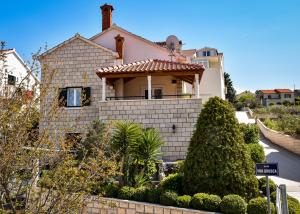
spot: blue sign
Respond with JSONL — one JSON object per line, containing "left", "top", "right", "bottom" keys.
{"left": 256, "top": 163, "right": 279, "bottom": 176}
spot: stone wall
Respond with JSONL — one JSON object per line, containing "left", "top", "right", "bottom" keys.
{"left": 99, "top": 98, "right": 202, "bottom": 161}
{"left": 39, "top": 36, "right": 116, "bottom": 140}
{"left": 83, "top": 197, "right": 217, "bottom": 214}
{"left": 257, "top": 119, "right": 300, "bottom": 155}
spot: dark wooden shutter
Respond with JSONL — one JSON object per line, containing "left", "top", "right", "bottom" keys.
{"left": 58, "top": 88, "right": 67, "bottom": 107}
{"left": 82, "top": 87, "right": 91, "bottom": 106}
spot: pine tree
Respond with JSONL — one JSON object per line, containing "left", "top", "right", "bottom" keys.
{"left": 183, "top": 97, "right": 258, "bottom": 200}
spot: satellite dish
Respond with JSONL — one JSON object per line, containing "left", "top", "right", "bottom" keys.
{"left": 166, "top": 35, "right": 180, "bottom": 52}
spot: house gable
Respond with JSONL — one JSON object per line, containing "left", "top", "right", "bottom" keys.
{"left": 90, "top": 25, "right": 171, "bottom": 64}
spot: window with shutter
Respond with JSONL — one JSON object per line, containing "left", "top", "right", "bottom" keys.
{"left": 82, "top": 87, "right": 91, "bottom": 106}
{"left": 58, "top": 88, "right": 67, "bottom": 107}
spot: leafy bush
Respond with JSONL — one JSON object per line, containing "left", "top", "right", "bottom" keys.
{"left": 258, "top": 177, "right": 276, "bottom": 195}
{"left": 288, "top": 197, "right": 300, "bottom": 214}
{"left": 270, "top": 191, "right": 276, "bottom": 203}
{"left": 183, "top": 97, "right": 258, "bottom": 200}
{"left": 247, "top": 143, "right": 265, "bottom": 163}
{"left": 191, "top": 193, "right": 221, "bottom": 211}
{"left": 176, "top": 195, "right": 192, "bottom": 208}
{"left": 117, "top": 186, "right": 136, "bottom": 200}
{"left": 132, "top": 186, "right": 147, "bottom": 202}
{"left": 247, "top": 197, "right": 275, "bottom": 214}
{"left": 220, "top": 194, "right": 247, "bottom": 214}
{"left": 160, "top": 173, "right": 183, "bottom": 194}
{"left": 160, "top": 191, "right": 178, "bottom": 206}
{"left": 145, "top": 188, "right": 161, "bottom": 204}
{"left": 191, "top": 193, "right": 209, "bottom": 210}
{"left": 103, "top": 183, "right": 120, "bottom": 197}
{"left": 240, "top": 124, "right": 259, "bottom": 144}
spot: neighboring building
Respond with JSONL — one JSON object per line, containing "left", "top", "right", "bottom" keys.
{"left": 0, "top": 49, "right": 39, "bottom": 98}
{"left": 38, "top": 4, "right": 225, "bottom": 161}
{"left": 256, "top": 89, "right": 294, "bottom": 106}
{"left": 182, "top": 47, "right": 226, "bottom": 101}
{"left": 295, "top": 89, "right": 300, "bottom": 98}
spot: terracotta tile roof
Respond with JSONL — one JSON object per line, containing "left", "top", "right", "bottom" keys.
{"left": 275, "top": 89, "right": 293, "bottom": 93}
{"left": 96, "top": 59, "right": 204, "bottom": 77}
{"left": 259, "top": 89, "right": 293, "bottom": 94}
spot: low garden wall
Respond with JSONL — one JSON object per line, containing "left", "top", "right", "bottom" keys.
{"left": 257, "top": 119, "right": 300, "bottom": 155}
{"left": 82, "top": 197, "right": 218, "bottom": 214}
{"left": 99, "top": 99, "right": 202, "bottom": 161}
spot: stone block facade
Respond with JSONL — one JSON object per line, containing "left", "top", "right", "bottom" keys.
{"left": 39, "top": 36, "right": 116, "bottom": 140}
{"left": 99, "top": 99, "right": 202, "bottom": 161}
{"left": 83, "top": 197, "right": 217, "bottom": 214}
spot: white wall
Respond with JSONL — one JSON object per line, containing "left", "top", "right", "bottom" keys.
{"left": 92, "top": 28, "right": 171, "bottom": 64}
{"left": 0, "top": 51, "right": 38, "bottom": 96}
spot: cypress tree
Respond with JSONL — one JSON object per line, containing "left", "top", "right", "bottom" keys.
{"left": 183, "top": 97, "right": 258, "bottom": 200}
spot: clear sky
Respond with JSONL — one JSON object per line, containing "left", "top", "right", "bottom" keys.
{"left": 1, "top": 0, "right": 299, "bottom": 92}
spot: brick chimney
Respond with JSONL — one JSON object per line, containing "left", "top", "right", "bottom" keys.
{"left": 115, "top": 34, "right": 125, "bottom": 59}
{"left": 100, "top": 4, "right": 114, "bottom": 31}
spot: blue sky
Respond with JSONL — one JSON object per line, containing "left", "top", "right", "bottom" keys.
{"left": 1, "top": 0, "right": 299, "bottom": 92}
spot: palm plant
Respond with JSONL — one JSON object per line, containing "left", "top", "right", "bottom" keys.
{"left": 110, "top": 121, "right": 142, "bottom": 185}
{"left": 130, "top": 128, "right": 163, "bottom": 178}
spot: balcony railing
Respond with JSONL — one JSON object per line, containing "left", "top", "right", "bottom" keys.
{"left": 106, "top": 94, "right": 194, "bottom": 101}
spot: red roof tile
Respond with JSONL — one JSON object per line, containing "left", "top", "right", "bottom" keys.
{"left": 275, "top": 89, "right": 293, "bottom": 93}
{"left": 96, "top": 59, "right": 204, "bottom": 77}
{"left": 259, "top": 90, "right": 277, "bottom": 94}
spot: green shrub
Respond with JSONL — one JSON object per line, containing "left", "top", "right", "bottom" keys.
{"left": 191, "top": 193, "right": 221, "bottom": 211}
{"left": 160, "top": 173, "right": 183, "bottom": 194}
{"left": 288, "top": 197, "right": 300, "bottom": 214}
{"left": 118, "top": 186, "right": 136, "bottom": 200}
{"left": 191, "top": 193, "right": 209, "bottom": 210}
{"left": 103, "top": 183, "right": 120, "bottom": 197}
{"left": 145, "top": 188, "right": 161, "bottom": 204}
{"left": 160, "top": 191, "right": 178, "bottom": 206}
{"left": 132, "top": 186, "right": 147, "bottom": 202}
{"left": 270, "top": 191, "right": 276, "bottom": 203}
{"left": 247, "top": 143, "right": 265, "bottom": 163}
{"left": 203, "top": 194, "right": 221, "bottom": 211}
{"left": 183, "top": 97, "right": 258, "bottom": 200}
{"left": 220, "top": 194, "right": 247, "bottom": 214}
{"left": 176, "top": 195, "right": 192, "bottom": 208}
{"left": 240, "top": 124, "right": 259, "bottom": 144}
{"left": 247, "top": 197, "right": 275, "bottom": 214}
{"left": 258, "top": 177, "right": 276, "bottom": 195}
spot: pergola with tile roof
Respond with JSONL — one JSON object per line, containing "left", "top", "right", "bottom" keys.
{"left": 96, "top": 59, "right": 205, "bottom": 101}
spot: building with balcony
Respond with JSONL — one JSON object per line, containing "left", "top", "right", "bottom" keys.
{"left": 256, "top": 89, "right": 294, "bottom": 106}
{"left": 38, "top": 4, "right": 225, "bottom": 161}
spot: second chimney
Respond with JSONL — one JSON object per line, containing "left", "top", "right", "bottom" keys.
{"left": 115, "top": 34, "right": 125, "bottom": 59}
{"left": 101, "top": 4, "right": 114, "bottom": 31}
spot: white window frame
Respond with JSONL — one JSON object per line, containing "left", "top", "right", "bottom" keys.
{"left": 67, "top": 87, "right": 82, "bottom": 107}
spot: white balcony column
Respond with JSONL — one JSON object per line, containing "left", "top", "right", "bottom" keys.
{"left": 195, "top": 73, "right": 200, "bottom": 98}
{"left": 102, "top": 77, "right": 106, "bottom": 101}
{"left": 147, "top": 75, "right": 152, "bottom": 100}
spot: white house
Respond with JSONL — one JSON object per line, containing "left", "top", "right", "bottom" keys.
{"left": 0, "top": 49, "right": 39, "bottom": 98}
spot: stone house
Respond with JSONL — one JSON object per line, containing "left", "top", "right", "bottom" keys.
{"left": 38, "top": 4, "right": 226, "bottom": 161}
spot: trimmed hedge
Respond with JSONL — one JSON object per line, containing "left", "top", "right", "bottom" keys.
{"left": 247, "top": 143, "right": 265, "bottom": 163}
{"left": 240, "top": 123, "right": 260, "bottom": 144}
{"left": 220, "top": 194, "right": 247, "bottom": 214}
{"left": 191, "top": 193, "right": 221, "bottom": 211}
{"left": 183, "top": 97, "right": 259, "bottom": 200}
{"left": 176, "top": 195, "right": 192, "bottom": 208}
{"left": 160, "top": 173, "right": 183, "bottom": 194}
{"left": 160, "top": 191, "right": 178, "bottom": 206}
{"left": 288, "top": 197, "right": 300, "bottom": 214}
{"left": 247, "top": 197, "right": 275, "bottom": 214}
{"left": 132, "top": 186, "right": 147, "bottom": 202}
